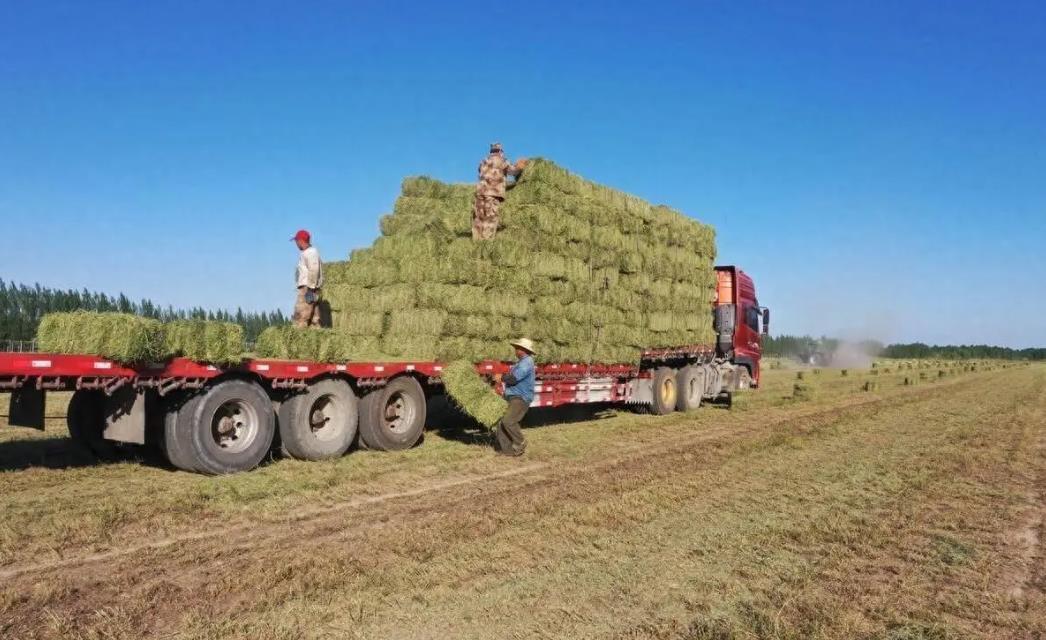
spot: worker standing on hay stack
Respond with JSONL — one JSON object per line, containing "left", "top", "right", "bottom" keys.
{"left": 473, "top": 142, "right": 527, "bottom": 240}
{"left": 494, "top": 338, "right": 536, "bottom": 456}
{"left": 292, "top": 229, "right": 324, "bottom": 328}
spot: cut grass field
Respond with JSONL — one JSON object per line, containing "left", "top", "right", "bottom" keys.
{"left": 0, "top": 363, "right": 1043, "bottom": 639}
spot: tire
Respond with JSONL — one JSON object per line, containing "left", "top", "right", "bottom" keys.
{"left": 278, "top": 379, "right": 358, "bottom": 460}
{"left": 161, "top": 393, "right": 201, "bottom": 472}
{"left": 67, "top": 389, "right": 119, "bottom": 459}
{"left": 174, "top": 379, "right": 276, "bottom": 475}
{"left": 676, "top": 366, "right": 705, "bottom": 412}
{"left": 358, "top": 376, "right": 426, "bottom": 451}
{"left": 650, "top": 367, "right": 678, "bottom": 416}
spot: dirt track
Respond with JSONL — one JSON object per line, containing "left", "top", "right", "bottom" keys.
{"left": 1, "top": 365, "right": 1043, "bottom": 639}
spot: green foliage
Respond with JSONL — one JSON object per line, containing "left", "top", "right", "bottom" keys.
{"left": 441, "top": 360, "right": 507, "bottom": 427}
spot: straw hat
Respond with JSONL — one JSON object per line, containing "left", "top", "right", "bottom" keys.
{"left": 509, "top": 338, "right": 536, "bottom": 355}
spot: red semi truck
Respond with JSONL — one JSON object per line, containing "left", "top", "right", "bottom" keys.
{"left": 0, "top": 266, "right": 768, "bottom": 474}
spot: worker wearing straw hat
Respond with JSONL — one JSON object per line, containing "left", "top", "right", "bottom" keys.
{"left": 494, "top": 338, "right": 536, "bottom": 456}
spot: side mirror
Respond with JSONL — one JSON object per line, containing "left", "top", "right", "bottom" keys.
{"left": 761, "top": 308, "right": 770, "bottom": 336}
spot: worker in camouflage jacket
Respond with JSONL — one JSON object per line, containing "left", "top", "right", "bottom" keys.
{"left": 473, "top": 142, "right": 526, "bottom": 240}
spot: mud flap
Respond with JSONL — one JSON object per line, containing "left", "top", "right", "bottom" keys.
{"left": 103, "top": 386, "right": 146, "bottom": 444}
{"left": 8, "top": 387, "right": 45, "bottom": 430}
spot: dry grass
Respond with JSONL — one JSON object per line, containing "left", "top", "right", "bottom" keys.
{"left": 0, "top": 363, "right": 1042, "bottom": 639}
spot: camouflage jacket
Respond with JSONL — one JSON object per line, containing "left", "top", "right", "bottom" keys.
{"left": 476, "top": 152, "right": 521, "bottom": 198}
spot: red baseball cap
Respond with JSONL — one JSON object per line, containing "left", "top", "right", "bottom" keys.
{"left": 291, "top": 229, "right": 311, "bottom": 242}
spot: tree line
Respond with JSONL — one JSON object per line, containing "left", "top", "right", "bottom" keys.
{"left": 764, "top": 333, "right": 1045, "bottom": 361}
{"left": 0, "top": 279, "right": 287, "bottom": 344}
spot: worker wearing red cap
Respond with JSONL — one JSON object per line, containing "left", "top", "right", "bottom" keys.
{"left": 292, "top": 229, "right": 324, "bottom": 328}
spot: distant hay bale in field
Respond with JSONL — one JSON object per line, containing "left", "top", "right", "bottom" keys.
{"left": 441, "top": 360, "right": 507, "bottom": 427}
{"left": 863, "top": 381, "right": 879, "bottom": 392}
{"left": 37, "top": 311, "right": 166, "bottom": 363}
{"left": 792, "top": 382, "right": 816, "bottom": 401}
{"left": 796, "top": 371, "right": 805, "bottom": 380}
{"left": 840, "top": 369, "right": 848, "bottom": 377}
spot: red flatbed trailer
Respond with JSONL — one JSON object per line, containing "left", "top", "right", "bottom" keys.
{"left": 0, "top": 266, "right": 767, "bottom": 474}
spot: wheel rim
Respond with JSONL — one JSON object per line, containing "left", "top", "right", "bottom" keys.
{"left": 661, "top": 377, "right": 677, "bottom": 407}
{"left": 687, "top": 376, "right": 700, "bottom": 404}
{"left": 382, "top": 390, "right": 417, "bottom": 435}
{"left": 308, "top": 393, "right": 345, "bottom": 442}
{"left": 210, "top": 399, "right": 259, "bottom": 453}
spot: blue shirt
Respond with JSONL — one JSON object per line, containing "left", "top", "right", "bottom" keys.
{"left": 504, "top": 354, "right": 535, "bottom": 404}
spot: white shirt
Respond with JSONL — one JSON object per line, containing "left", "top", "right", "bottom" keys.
{"left": 296, "top": 246, "right": 323, "bottom": 289}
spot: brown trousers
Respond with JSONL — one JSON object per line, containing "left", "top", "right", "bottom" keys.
{"left": 293, "top": 287, "right": 321, "bottom": 328}
{"left": 472, "top": 194, "right": 502, "bottom": 240}
{"left": 494, "top": 396, "right": 529, "bottom": 455}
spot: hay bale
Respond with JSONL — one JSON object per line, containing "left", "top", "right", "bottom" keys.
{"left": 255, "top": 326, "right": 382, "bottom": 362}
{"left": 441, "top": 360, "right": 507, "bottom": 427}
{"left": 37, "top": 311, "right": 166, "bottom": 363}
{"left": 164, "top": 320, "right": 244, "bottom": 364}
{"left": 792, "top": 382, "right": 816, "bottom": 401}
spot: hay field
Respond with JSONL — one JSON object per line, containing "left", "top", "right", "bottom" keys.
{"left": 0, "top": 361, "right": 1042, "bottom": 639}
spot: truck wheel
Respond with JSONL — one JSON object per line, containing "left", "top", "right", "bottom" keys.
{"left": 359, "top": 376, "right": 426, "bottom": 451}
{"left": 161, "top": 393, "right": 201, "bottom": 472}
{"left": 650, "top": 367, "right": 678, "bottom": 416}
{"left": 676, "top": 366, "right": 705, "bottom": 412}
{"left": 174, "top": 379, "right": 276, "bottom": 475}
{"left": 279, "top": 379, "right": 358, "bottom": 460}
{"left": 67, "top": 389, "right": 119, "bottom": 459}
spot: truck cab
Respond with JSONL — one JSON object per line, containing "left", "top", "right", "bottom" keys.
{"left": 714, "top": 266, "right": 768, "bottom": 387}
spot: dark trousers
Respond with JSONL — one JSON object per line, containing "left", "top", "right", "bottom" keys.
{"left": 494, "top": 396, "right": 529, "bottom": 455}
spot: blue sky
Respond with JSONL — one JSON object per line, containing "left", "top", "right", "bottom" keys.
{"left": 1, "top": 1, "right": 1043, "bottom": 347}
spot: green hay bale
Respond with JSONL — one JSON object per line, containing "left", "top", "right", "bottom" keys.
{"left": 441, "top": 360, "right": 507, "bottom": 427}
{"left": 255, "top": 326, "right": 359, "bottom": 362}
{"left": 330, "top": 311, "right": 386, "bottom": 336}
{"left": 443, "top": 314, "right": 513, "bottom": 339}
{"left": 386, "top": 309, "right": 447, "bottom": 336}
{"left": 164, "top": 320, "right": 245, "bottom": 364}
{"left": 326, "top": 284, "right": 416, "bottom": 313}
{"left": 792, "top": 382, "right": 816, "bottom": 401}
{"left": 335, "top": 256, "right": 400, "bottom": 287}
{"left": 37, "top": 311, "right": 166, "bottom": 363}
{"left": 380, "top": 335, "right": 438, "bottom": 360}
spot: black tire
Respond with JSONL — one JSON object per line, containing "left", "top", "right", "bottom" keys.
{"left": 174, "top": 379, "right": 276, "bottom": 475}
{"left": 650, "top": 367, "right": 678, "bottom": 416}
{"left": 676, "top": 366, "right": 705, "bottom": 412}
{"left": 358, "top": 376, "right": 426, "bottom": 451}
{"left": 161, "top": 393, "right": 201, "bottom": 472}
{"left": 67, "top": 389, "right": 119, "bottom": 459}
{"left": 278, "top": 379, "right": 358, "bottom": 460}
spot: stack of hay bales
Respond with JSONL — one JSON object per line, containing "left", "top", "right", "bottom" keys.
{"left": 318, "top": 159, "right": 717, "bottom": 365}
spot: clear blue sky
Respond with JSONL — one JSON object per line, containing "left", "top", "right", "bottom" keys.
{"left": 1, "top": 1, "right": 1043, "bottom": 347}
